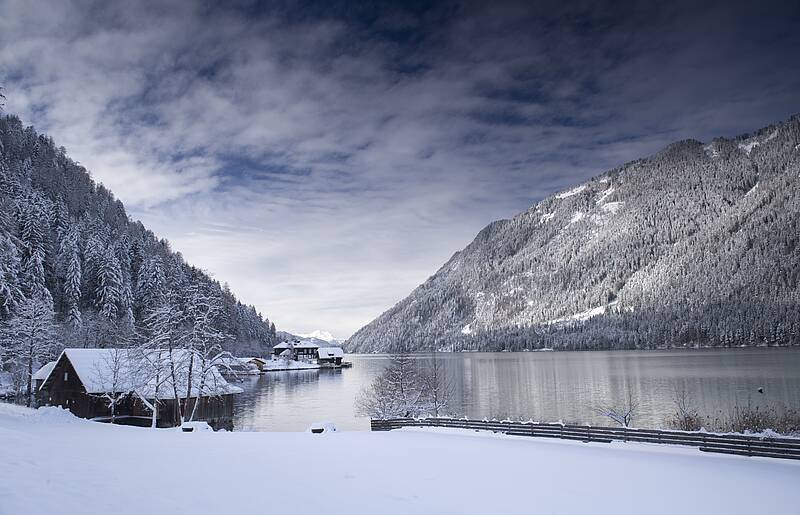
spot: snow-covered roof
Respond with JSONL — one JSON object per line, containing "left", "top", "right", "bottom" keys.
{"left": 317, "top": 347, "right": 344, "bottom": 359}
{"left": 33, "top": 361, "right": 57, "bottom": 381}
{"left": 41, "top": 349, "right": 242, "bottom": 399}
{"left": 241, "top": 356, "right": 267, "bottom": 364}
{"left": 273, "top": 340, "right": 320, "bottom": 350}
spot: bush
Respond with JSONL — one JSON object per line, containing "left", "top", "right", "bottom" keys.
{"left": 666, "top": 387, "right": 705, "bottom": 431}
{"left": 708, "top": 403, "right": 800, "bottom": 436}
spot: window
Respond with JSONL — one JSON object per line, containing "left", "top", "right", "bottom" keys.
{"left": 64, "top": 372, "right": 69, "bottom": 381}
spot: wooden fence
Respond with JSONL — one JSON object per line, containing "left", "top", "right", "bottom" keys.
{"left": 371, "top": 417, "right": 800, "bottom": 461}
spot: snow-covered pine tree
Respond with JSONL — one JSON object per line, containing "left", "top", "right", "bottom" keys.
{"left": 95, "top": 246, "right": 122, "bottom": 320}
{"left": 2, "top": 291, "right": 57, "bottom": 406}
{"left": 0, "top": 231, "right": 23, "bottom": 318}
{"left": 135, "top": 257, "right": 165, "bottom": 320}
{"left": 63, "top": 233, "right": 82, "bottom": 331}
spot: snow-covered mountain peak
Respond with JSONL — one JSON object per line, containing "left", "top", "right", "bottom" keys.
{"left": 298, "top": 330, "right": 342, "bottom": 344}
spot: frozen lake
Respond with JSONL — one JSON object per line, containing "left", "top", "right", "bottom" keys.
{"left": 232, "top": 348, "right": 800, "bottom": 431}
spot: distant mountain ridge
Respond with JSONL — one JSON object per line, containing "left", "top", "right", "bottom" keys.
{"left": 298, "top": 330, "right": 344, "bottom": 345}
{"left": 348, "top": 115, "right": 800, "bottom": 352}
{"left": 275, "top": 329, "right": 344, "bottom": 347}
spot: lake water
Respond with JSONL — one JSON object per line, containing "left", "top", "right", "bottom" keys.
{"left": 232, "top": 348, "right": 800, "bottom": 432}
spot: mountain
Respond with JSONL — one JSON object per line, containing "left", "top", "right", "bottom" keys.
{"left": 348, "top": 115, "right": 800, "bottom": 352}
{"left": 298, "top": 330, "right": 344, "bottom": 345}
{"left": 0, "top": 114, "right": 278, "bottom": 355}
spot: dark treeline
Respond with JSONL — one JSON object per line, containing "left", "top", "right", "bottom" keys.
{"left": 349, "top": 116, "right": 800, "bottom": 352}
{"left": 0, "top": 114, "right": 277, "bottom": 356}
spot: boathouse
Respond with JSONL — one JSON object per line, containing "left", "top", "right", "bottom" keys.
{"left": 242, "top": 357, "right": 268, "bottom": 372}
{"left": 215, "top": 356, "right": 260, "bottom": 376}
{"left": 317, "top": 347, "right": 344, "bottom": 366}
{"left": 39, "top": 349, "right": 242, "bottom": 430}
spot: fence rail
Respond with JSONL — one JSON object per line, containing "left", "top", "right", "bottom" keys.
{"left": 370, "top": 417, "right": 800, "bottom": 461}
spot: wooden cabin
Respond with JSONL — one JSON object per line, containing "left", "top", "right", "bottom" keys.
{"left": 215, "top": 356, "right": 260, "bottom": 376}
{"left": 39, "top": 349, "right": 242, "bottom": 430}
{"left": 32, "top": 360, "right": 56, "bottom": 404}
{"left": 242, "top": 357, "right": 268, "bottom": 372}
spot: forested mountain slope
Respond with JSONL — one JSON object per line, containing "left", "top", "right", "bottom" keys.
{"left": 0, "top": 114, "right": 277, "bottom": 356}
{"left": 348, "top": 116, "right": 800, "bottom": 352}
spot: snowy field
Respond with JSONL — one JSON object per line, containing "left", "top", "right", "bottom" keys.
{"left": 1, "top": 404, "right": 799, "bottom": 515}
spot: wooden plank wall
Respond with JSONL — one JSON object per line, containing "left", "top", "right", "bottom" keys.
{"left": 371, "top": 418, "right": 800, "bottom": 460}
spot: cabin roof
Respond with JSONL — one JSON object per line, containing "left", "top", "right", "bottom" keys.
{"left": 241, "top": 357, "right": 267, "bottom": 364}
{"left": 317, "top": 347, "right": 344, "bottom": 358}
{"left": 33, "top": 361, "right": 57, "bottom": 381}
{"left": 41, "top": 349, "right": 242, "bottom": 399}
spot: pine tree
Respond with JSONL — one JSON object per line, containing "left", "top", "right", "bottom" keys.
{"left": 2, "top": 292, "right": 57, "bottom": 406}
{"left": 135, "top": 257, "right": 166, "bottom": 318}
{"left": 0, "top": 232, "right": 23, "bottom": 318}
{"left": 96, "top": 248, "right": 122, "bottom": 320}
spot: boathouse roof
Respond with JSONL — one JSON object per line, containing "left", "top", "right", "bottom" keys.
{"left": 317, "top": 347, "right": 344, "bottom": 359}
{"left": 40, "top": 349, "right": 242, "bottom": 399}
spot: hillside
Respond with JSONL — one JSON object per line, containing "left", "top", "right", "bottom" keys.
{"left": 348, "top": 116, "right": 800, "bottom": 352}
{"left": 0, "top": 114, "right": 277, "bottom": 356}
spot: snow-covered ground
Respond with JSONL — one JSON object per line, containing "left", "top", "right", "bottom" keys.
{"left": 1, "top": 404, "right": 798, "bottom": 515}
{"left": 263, "top": 357, "right": 321, "bottom": 371}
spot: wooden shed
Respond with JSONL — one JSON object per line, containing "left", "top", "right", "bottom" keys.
{"left": 39, "top": 349, "right": 242, "bottom": 430}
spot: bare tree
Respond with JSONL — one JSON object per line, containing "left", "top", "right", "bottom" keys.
{"left": 180, "top": 284, "right": 229, "bottom": 423}
{"left": 91, "top": 348, "right": 130, "bottom": 424}
{"left": 142, "top": 293, "right": 186, "bottom": 422}
{"left": 593, "top": 390, "right": 639, "bottom": 427}
{"left": 355, "top": 374, "right": 401, "bottom": 419}
{"left": 356, "top": 348, "right": 427, "bottom": 418}
{"left": 421, "top": 349, "right": 454, "bottom": 417}
{"left": 667, "top": 385, "right": 703, "bottom": 431}
{"left": 128, "top": 347, "right": 171, "bottom": 428}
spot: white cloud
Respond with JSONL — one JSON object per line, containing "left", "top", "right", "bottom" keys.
{"left": 1, "top": 0, "right": 798, "bottom": 336}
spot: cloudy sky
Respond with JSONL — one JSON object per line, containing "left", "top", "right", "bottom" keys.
{"left": 1, "top": 0, "right": 798, "bottom": 337}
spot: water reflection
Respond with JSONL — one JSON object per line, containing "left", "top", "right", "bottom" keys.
{"left": 233, "top": 348, "right": 800, "bottom": 431}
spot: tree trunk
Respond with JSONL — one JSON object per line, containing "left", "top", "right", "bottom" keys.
{"left": 26, "top": 342, "right": 33, "bottom": 408}
{"left": 167, "top": 346, "right": 183, "bottom": 423}
{"left": 150, "top": 366, "right": 160, "bottom": 428}
{"left": 189, "top": 360, "right": 207, "bottom": 422}
{"left": 183, "top": 352, "right": 195, "bottom": 423}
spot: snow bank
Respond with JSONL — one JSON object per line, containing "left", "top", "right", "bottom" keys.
{"left": 568, "top": 211, "right": 585, "bottom": 224}
{"left": 738, "top": 130, "right": 777, "bottom": 155}
{"left": 0, "top": 403, "right": 84, "bottom": 431}
{"left": 546, "top": 301, "right": 618, "bottom": 326}
{"left": 0, "top": 405, "right": 798, "bottom": 515}
{"left": 601, "top": 201, "right": 624, "bottom": 214}
{"left": 703, "top": 143, "right": 719, "bottom": 158}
